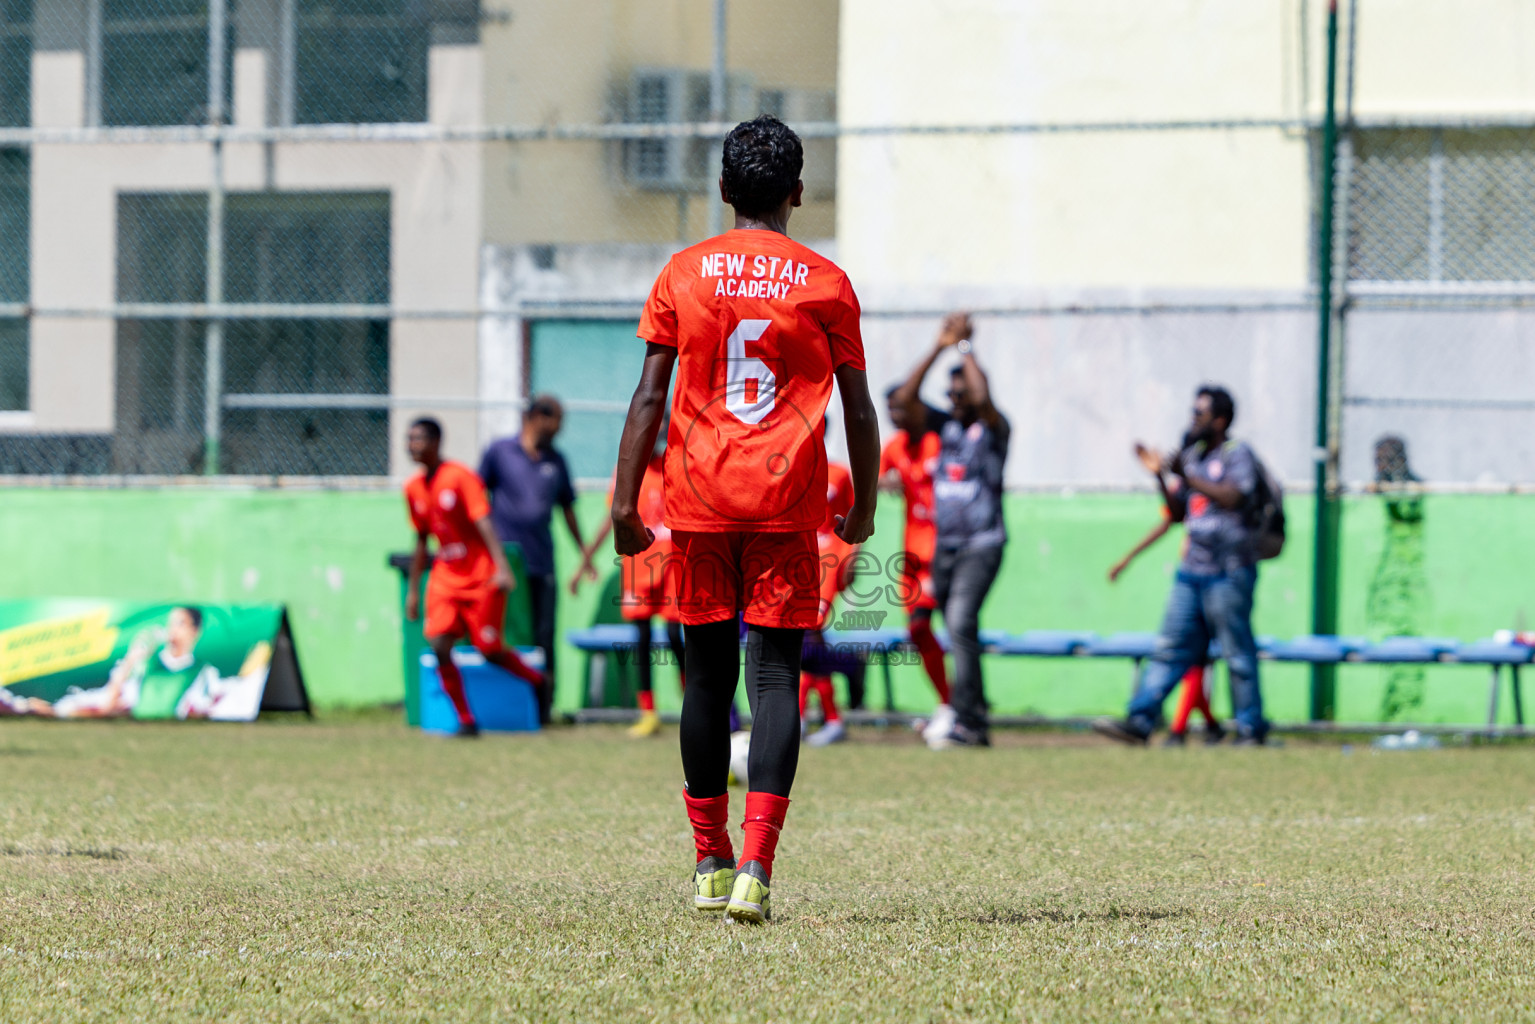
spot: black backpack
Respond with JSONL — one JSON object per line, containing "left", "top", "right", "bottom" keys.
{"left": 1235, "top": 443, "right": 1286, "bottom": 561}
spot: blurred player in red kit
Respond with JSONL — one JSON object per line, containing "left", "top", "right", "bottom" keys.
{"left": 612, "top": 116, "right": 880, "bottom": 923}
{"left": 799, "top": 452, "right": 867, "bottom": 748}
{"left": 403, "top": 417, "right": 547, "bottom": 738}
{"left": 573, "top": 421, "right": 685, "bottom": 738}
{"left": 881, "top": 380, "right": 954, "bottom": 743}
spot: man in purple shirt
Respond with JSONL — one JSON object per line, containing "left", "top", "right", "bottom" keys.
{"left": 479, "top": 394, "right": 587, "bottom": 723}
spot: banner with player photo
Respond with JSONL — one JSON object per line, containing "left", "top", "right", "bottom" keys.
{"left": 0, "top": 600, "right": 310, "bottom": 721}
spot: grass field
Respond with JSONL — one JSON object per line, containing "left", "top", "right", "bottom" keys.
{"left": 3, "top": 716, "right": 1534, "bottom": 1022}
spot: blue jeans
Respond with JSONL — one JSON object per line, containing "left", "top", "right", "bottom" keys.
{"left": 931, "top": 544, "right": 1005, "bottom": 735}
{"left": 1127, "top": 567, "right": 1266, "bottom": 738}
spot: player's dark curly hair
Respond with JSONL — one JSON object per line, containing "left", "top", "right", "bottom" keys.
{"left": 410, "top": 416, "right": 443, "bottom": 442}
{"left": 720, "top": 115, "right": 803, "bottom": 217}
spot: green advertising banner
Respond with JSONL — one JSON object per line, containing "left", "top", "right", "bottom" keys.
{"left": 0, "top": 600, "right": 309, "bottom": 721}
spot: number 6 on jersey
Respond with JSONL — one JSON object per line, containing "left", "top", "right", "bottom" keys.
{"left": 725, "top": 319, "right": 776, "bottom": 424}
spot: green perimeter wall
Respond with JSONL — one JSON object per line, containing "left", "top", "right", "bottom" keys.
{"left": 1, "top": 488, "right": 1529, "bottom": 725}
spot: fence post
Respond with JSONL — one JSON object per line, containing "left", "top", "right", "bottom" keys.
{"left": 1309, "top": 0, "right": 1342, "bottom": 721}
{"left": 203, "top": 0, "right": 227, "bottom": 475}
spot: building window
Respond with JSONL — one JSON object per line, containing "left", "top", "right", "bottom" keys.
{"left": 115, "top": 191, "right": 391, "bottom": 474}
{"left": 0, "top": 0, "right": 30, "bottom": 128}
{"left": 1348, "top": 128, "right": 1535, "bottom": 283}
{"left": 527, "top": 320, "right": 646, "bottom": 482}
{"left": 295, "top": 0, "right": 428, "bottom": 125}
{"left": 0, "top": 148, "right": 27, "bottom": 412}
{"left": 101, "top": 0, "right": 231, "bottom": 127}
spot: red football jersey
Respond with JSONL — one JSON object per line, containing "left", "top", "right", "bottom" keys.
{"left": 880, "top": 430, "right": 942, "bottom": 563}
{"left": 404, "top": 461, "right": 495, "bottom": 596}
{"left": 815, "top": 462, "right": 858, "bottom": 628}
{"left": 638, "top": 228, "right": 866, "bottom": 532}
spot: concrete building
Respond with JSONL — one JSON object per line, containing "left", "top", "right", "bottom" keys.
{"left": 2, "top": 0, "right": 836, "bottom": 478}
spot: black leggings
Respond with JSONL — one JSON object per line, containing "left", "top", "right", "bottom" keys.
{"left": 679, "top": 619, "right": 804, "bottom": 799}
{"left": 635, "top": 619, "right": 685, "bottom": 695}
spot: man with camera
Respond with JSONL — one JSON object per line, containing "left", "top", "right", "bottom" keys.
{"left": 1093, "top": 385, "right": 1270, "bottom": 746}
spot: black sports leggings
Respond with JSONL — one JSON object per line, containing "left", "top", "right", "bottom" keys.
{"left": 679, "top": 619, "right": 804, "bottom": 799}
{"left": 635, "top": 619, "right": 685, "bottom": 695}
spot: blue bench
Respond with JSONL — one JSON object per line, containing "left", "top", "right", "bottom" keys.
{"left": 563, "top": 626, "right": 1531, "bottom": 729}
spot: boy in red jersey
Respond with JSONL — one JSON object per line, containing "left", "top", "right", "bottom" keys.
{"left": 403, "top": 417, "right": 547, "bottom": 738}
{"left": 574, "top": 427, "right": 685, "bottom": 738}
{"left": 799, "top": 457, "right": 865, "bottom": 747}
{"left": 880, "top": 384, "right": 954, "bottom": 741}
{"left": 612, "top": 116, "right": 880, "bottom": 924}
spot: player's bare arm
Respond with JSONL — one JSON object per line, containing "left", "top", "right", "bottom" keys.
{"left": 890, "top": 312, "right": 968, "bottom": 422}
{"left": 1136, "top": 442, "right": 1186, "bottom": 520}
{"left": 475, "top": 516, "right": 516, "bottom": 592}
{"left": 404, "top": 531, "right": 429, "bottom": 622}
{"left": 1181, "top": 470, "right": 1244, "bottom": 509}
{"left": 571, "top": 517, "right": 613, "bottom": 594}
{"left": 952, "top": 317, "right": 1003, "bottom": 428}
{"left": 835, "top": 364, "right": 880, "bottom": 545}
{"left": 612, "top": 342, "right": 677, "bottom": 556}
{"left": 1109, "top": 517, "right": 1172, "bottom": 582}
{"left": 561, "top": 504, "right": 587, "bottom": 561}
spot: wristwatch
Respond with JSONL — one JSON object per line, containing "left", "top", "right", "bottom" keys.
{"left": 956, "top": 339, "right": 973, "bottom": 356}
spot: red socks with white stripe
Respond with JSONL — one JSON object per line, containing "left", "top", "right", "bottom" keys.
{"left": 740, "top": 792, "right": 791, "bottom": 880}
{"left": 683, "top": 790, "right": 734, "bottom": 864}
{"left": 683, "top": 790, "right": 792, "bottom": 879}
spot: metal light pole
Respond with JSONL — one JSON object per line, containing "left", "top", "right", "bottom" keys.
{"left": 708, "top": 0, "right": 727, "bottom": 237}
{"left": 1309, "top": 0, "right": 1342, "bottom": 720}
{"left": 203, "top": 0, "right": 227, "bottom": 475}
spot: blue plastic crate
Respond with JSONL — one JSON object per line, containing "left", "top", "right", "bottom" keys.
{"left": 419, "top": 647, "right": 545, "bottom": 734}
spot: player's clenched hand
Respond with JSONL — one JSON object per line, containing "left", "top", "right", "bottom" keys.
{"left": 491, "top": 565, "right": 516, "bottom": 593}
{"left": 612, "top": 511, "right": 655, "bottom": 556}
{"left": 935, "top": 311, "right": 973, "bottom": 350}
{"left": 404, "top": 591, "right": 420, "bottom": 622}
{"left": 834, "top": 502, "right": 876, "bottom": 545}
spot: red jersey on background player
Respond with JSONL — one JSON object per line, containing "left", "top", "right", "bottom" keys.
{"left": 879, "top": 388, "right": 954, "bottom": 741}
{"left": 573, "top": 430, "right": 684, "bottom": 738}
{"left": 798, "top": 456, "right": 867, "bottom": 748}
{"left": 610, "top": 116, "right": 881, "bottom": 924}
{"left": 403, "top": 417, "right": 546, "bottom": 738}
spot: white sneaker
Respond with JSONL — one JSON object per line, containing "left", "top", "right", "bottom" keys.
{"left": 922, "top": 704, "right": 956, "bottom": 743}
{"left": 807, "top": 719, "right": 847, "bottom": 747}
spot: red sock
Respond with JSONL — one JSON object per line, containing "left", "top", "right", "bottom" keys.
{"left": 638, "top": 689, "right": 655, "bottom": 713}
{"left": 1171, "top": 665, "right": 1205, "bottom": 733}
{"left": 683, "top": 789, "right": 734, "bottom": 863}
{"left": 812, "top": 676, "right": 840, "bottom": 722}
{"left": 1188, "top": 665, "right": 1215, "bottom": 723}
{"left": 798, "top": 672, "right": 813, "bottom": 717}
{"left": 483, "top": 646, "right": 545, "bottom": 686}
{"left": 910, "top": 618, "right": 951, "bottom": 705}
{"left": 740, "top": 792, "right": 791, "bottom": 879}
{"left": 435, "top": 652, "right": 475, "bottom": 727}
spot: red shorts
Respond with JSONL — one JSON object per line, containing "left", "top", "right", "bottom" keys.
{"left": 424, "top": 582, "right": 507, "bottom": 651}
{"left": 620, "top": 543, "right": 682, "bottom": 623}
{"left": 672, "top": 530, "right": 821, "bottom": 629}
{"left": 896, "top": 551, "right": 939, "bottom": 615}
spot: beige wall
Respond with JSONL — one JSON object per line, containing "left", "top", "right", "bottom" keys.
{"left": 480, "top": 0, "right": 838, "bottom": 247}
{"left": 836, "top": 0, "right": 1535, "bottom": 295}
{"left": 836, "top": 0, "right": 1314, "bottom": 292}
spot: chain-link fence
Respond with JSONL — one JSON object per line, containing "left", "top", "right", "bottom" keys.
{"left": 0, "top": 0, "right": 1529, "bottom": 495}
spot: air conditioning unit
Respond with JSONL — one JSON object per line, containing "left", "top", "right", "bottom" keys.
{"left": 623, "top": 69, "right": 755, "bottom": 191}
